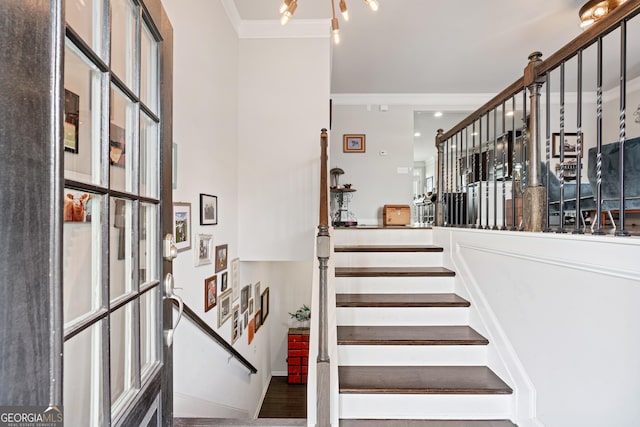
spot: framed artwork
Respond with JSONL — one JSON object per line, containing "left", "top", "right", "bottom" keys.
{"left": 219, "top": 272, "right": 229, "bottom": 294}
{"left": 231, "top": 304, "right": 240, "bottom": 344}
{"left": 109, "top": 123, "right": 126, "bottom": 167}
{"left": 199, "top": 193, "right": 218, "bottom": 225}
{"left": 241, "top": 285, "right": 250, "bottom": 313}
{"left": 254, "top": 282, "right": 261, "bottom": 311}
{"left": 244, "top": 312, "right": 249, "bottom": 329}
{"left": 204, "top": 275, "right": 217, "bottom": 312}
{"left": 64, "top": 89, "right": 79, "bottom": 154}
{"left": 261, "top": 287, "right": 270, "bottom": 323}
{"left": 552, "top": 132, "right": 583, "bottom": 158}
{"left": 255, "top": 310, "right": 262, "bottom": 332}
{"left": 249, "top": 298, "right": 254, "bottom": 315}
{"left": 173, "top": 203, "right": 191, "bottom": 252}
{"left": 218, "top": 291, "right": 232, "bottom": 328}
{"left": 343, "top": 134, "right": 366, "bottom": 153}
{"left": 195, "top": 234, "right": 213, "bottom": 266}
{"left": 231, "top": 258, "right": 240, "bottom": 301}
{"left": 425, "top": 176, "right": 434, "bottom": 192}
{"left": 248, "top": 317, "right": 255, "bottom": 344}
{"left": 215, "top": 244, "right": 228, "bottom": 273}
{"left": 63, "top": 191, "right": 92, "bottom": 223}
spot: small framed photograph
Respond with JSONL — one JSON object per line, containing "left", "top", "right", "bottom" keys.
{"left": 249, "top": 298, "right": 254, "bottom": 315}
{"left": 219, "top": 272, "right": 229, "bottom": 294}
{"left": 195, "top": 234, "right": 213, "bottom": 266}
{"left": 218, "top": 291, "right": 232, "bottom": 328}
{"left": 231, "top": 304, "right": 240, "bottom": 344}
{"left": 231, "top": 258, "right": 240, "bottom": 301}
{"left": 244, "top": 312, "right": 249, "bottom": 329}
{"left": 254, "top": 282, "right": 261, "bottom": 310}
{"left": 552, "top": 132, "right": 582, "bottom": 158}
{"left": 343, "top": 134, "right": 366, "bottom": 153}
{"left": 64, "top": 89, "right": 80, "bottom": 154}
{"left": 173, "top": 203, "right": 192, "bottom": 252}
{"left": 248, "top": 317, "right": 255, "bottom": 344}
{"left": 204, "top": 275, "right": 217, "bottom": 312}
{"left": 261, "top": 287, "right": 270, "bottom": 323}
{"left": 255, "top": 310, "right": 262, "bottom": 332}
{"left": 199, "top": 193, "right": 218, "bottom": 225}
{"left": 215, "top": 244, "right": 228, "bottom": 273}
{"left": 241, "top": 285, "right": 250, "bottom": 313}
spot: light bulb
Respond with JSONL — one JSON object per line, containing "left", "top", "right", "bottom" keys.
{"left": 281, "top": 13, "right": 290, "bottom": 26}
{"left": 280, "top": 1, "right": 297, "bottom": 26}
{"left": 332, "top": 17, "right": 340, "bottom": 44}
{"left": 279, "top": 0, "right": 291, "bottom": 14}
{"left": 365, "top": 0, "right": 379, "bottom": 12}
{"left": 593, "top": 6, "right": 607, "bottom": 17}
{"left": 339, "top": 0, "right": 349, "bottom": 21}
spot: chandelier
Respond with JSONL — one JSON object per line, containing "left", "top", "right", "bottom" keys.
{"left": 279, "top": 0, "right": 380, "bottom": 44}
{"left": 579, "top": 0, "right": 627, "bottom": 28}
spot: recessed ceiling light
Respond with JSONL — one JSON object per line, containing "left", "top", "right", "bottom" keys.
{"left": 414, "top": 132, "right": 421, "bottom": 137}
{"left": 434, "top": 112, "right": 443, "bottom": 118}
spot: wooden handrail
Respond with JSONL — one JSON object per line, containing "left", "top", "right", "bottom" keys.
{"left": 171, "top": 299, "right": 258, "bottom": 374}
{"left": 320, "top": 129, "right": 329, "bottom": 227}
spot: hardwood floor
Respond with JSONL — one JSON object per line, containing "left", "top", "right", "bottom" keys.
{"left": 258, "top": 376, "right": 307, "bottom": 419}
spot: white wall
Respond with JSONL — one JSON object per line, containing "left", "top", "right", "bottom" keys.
{"left": 330, "top": 105, "right": 415, "bottom": 225}
{"left": 237, "top": 37, "right": 331, "bottom": 261}
{"left": 435, "top": 228, "right": 640, "bottom": 427}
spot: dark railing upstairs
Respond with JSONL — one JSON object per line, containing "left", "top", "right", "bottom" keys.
{"left": 171, "top": 299, "right": 257, "bottom": 374}
{"left": 436, "top": 0, "right": 640, "bottom": 236}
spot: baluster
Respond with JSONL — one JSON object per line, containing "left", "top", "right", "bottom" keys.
{"left": 574, "top": 50, "right": 585, "bottom": 234}
{"left": 455, "top": 132, "right": 459, "bottom": 226}
{"left": 485, "top": 113, "right": 491, "bottom": 229}
{"left": 520, "top": 89, "right": 528, "bottom": 231}
{"left": 478, "top": 118, "right": 483, "bottom": 229}
{"left": 501, "top": 102, "right": 507, "bottom": 230}
{"left": 617, "top": 20, "right": 630, "bottom": 236}
{"left": 511, "top": 95, "right": 518, "bottom": 231}
{"left": 493, "top": 108, "right": 499, "bottom": 230}
{"left": 472, "top": 121, "right": 478, "bottom": 227}
{"left": 544, "top": 73, "right": 552, "bottom": 232}
{"left": 594, "top": 37, "right": 605, "bottom": 235}
{"left": 558, "top": 62, "right": 567, "bottom": 233}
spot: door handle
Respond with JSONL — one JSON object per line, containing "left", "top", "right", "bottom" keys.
{"left": 163, "top": 272, "right": 183, "bottom": 346}
{"left": 163, "top": 233, "right": 178, "bottom": 262}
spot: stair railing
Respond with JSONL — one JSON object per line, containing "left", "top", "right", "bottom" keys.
{"left": 435, "top": 0, "right": 640, "bottom": 235}
{"left": 170, "top": 299, "right": 257, "bottom": 374}
{"left": 315, "top": 128, "right": 331, "bottom": 427}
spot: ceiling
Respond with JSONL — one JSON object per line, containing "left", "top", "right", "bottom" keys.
{"left": 232, "top": 0, "right": 587, "bottom": 94}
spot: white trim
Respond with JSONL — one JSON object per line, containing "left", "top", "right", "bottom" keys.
{"left": 330, "top": 93, "right": 495, "bottom": 110}
{"left": 220, "top": 0, "right": 241, "bottom": 35}
{"left": 239, "top": 19, "right": 330, "bottom": 39}
{"left": 253, "top": 372, "right": 273, "bottom": 419}
{"left": 271, "top": 370, "right": 287, "bottom": 376}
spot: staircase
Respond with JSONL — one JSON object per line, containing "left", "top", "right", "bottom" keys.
{"left": 333, "top": 227, "right": 516, "bottom": 426}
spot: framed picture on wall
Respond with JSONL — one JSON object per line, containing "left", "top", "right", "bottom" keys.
{"left": 172, "top": 202, "right": 191, "bottom": 252}
{"left": 219, "top": 272, "right": 228, "bottom": 294}
{"left": 204, "top": 275, "right": 217, "bottom": 312}
{"left": 64, "top": 89, "right": 80, "bottom": 154}
{"left": 552, "top": 132, "right": 583, "bottom": 158}
{"left": 218, "top": 291, "right": 232, "bottom": 328}
{"left": 231, "top": 258, "right": 240, "bottom": 301}
{"left": 343, "top": 134, "right": 366, "bottom": 153}
{"left": 261, "top": 287, "right": 270, "bottom": 323}
{"left": 215, "top": 244, "right": 228, "bottom": 272}
{"left": 199, "top": 193, "right": 218, "bottom": 225}
{"left": 195, "top": 234, "right": 213, "bottom": 266}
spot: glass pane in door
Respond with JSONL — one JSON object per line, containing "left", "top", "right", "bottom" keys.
{"left": 140, "top": 113, "right": 159, "bottom": 198}
{"left": 63, "top": 189, "right": 103, "bottom": 326}
{"left": 110, "top": 85, "right": 137, "bottom": 193}
{"left": 140, "top": 23, "right": 158, "bottom": 113}
{"left": 64, "top": 41, "right": 104, "bottom": 185}
{"left": 64, "top": 322, "right": 104, "bottom": 427}
{"left": 110, "top": 302, "right": 136, "bottom": 414}
{"left": 65, "top": 0, "right": 104, "bottom": 59}
{"left": 139, "top": 202, "right": 158, "bottom": 285}
{"left": 111, "top": 0, "right": 137, "bottom": 90}
{"left": 140, "top": 286, "right": 159, "bottom": 380}
{"left": 110, "top": 197, "right": 133, "bottom": 301}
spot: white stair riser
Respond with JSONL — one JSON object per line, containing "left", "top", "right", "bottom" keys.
{"left": 334, "top": 252, "right": 443, "bottom": 267}
{"left": 339, "top": 394, "right": 512, "bottom": 419}
{"left": 337, "top": 307, "right": 469, "bottom": 326}
{"left": 338, "top": 345, "right": 487, "bottom": 366}
{"left": 333, "top": 229, "right": 433, "bottom": 246}
{"left": 335, "top": 276, "right": 455, "bottom": 294}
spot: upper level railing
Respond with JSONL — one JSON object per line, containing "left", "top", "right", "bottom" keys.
{"left": 436, "top": 0, "right": 640, "bottom": 235}
{"left": 171, "top": 299, "right": 257, "bottom": 374}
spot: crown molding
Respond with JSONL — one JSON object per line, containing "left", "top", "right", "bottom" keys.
{"left": 330, "top": 93, "right": 495, "bottom": 110}
{"left": 220, "top": 0, "right": 242, "bottom": 34}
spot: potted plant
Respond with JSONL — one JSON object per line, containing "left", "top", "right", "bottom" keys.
{"left": 289, "top": 304, "right": 310, "bottom": 328}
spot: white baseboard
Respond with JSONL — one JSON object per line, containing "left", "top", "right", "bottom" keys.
{"left": 252, "top": 372, "right": 273, "bottom": 419}
{"left": 174, "top": 391, "right": 250, "bottom": 419}
{"left": 271, "top": 371, "right": 287, "bottom": 377}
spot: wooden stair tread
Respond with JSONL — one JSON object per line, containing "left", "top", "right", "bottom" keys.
{"left": 337, "top": 326, "right": 488, "bottom": 345}
{"left": 336, "top": 267, "right": 455, "bottom": 277}
{"left": 335, "top": 245, "right": 443, "bottom": 253}
{"left": 340, "top": 420, "right": 517, "bottom": 427}
{"left": 336, "top": 293, "right": 470, "bottom": 308}
{"left": 339, "top": 366, "right": 513, "bottom": 395}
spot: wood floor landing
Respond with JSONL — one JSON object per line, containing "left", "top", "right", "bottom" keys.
{"left": 340, "top": 420, "right": 517, "bottom": 427}
{"left": 335, "top": 267, "right": 455, "bottom": 277}
{"left": 336, "top": 293, "right": 470, "bottom": 308}
{"left": 335, "top": 245, "right": 444, "bottom": 252}
{"left": 174, "top": 419, "right": 306, "bottom": 426}
{"left": 337, "top": 326, "right": 488, "bottom": 346}
{"left": 339, "top": 366, "right": 513, "bottom": 395}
